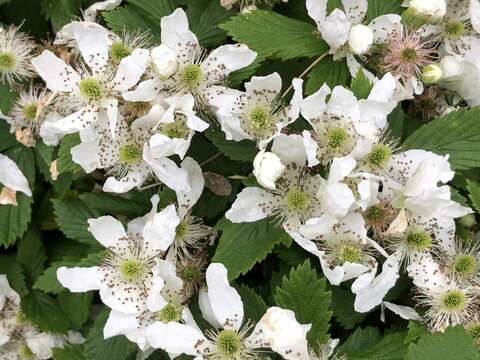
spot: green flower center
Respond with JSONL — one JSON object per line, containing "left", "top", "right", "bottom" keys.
{"left": 452, "top": 254, "right": 478, "bottom": 277}
{"left": 401, "top": 47, "right": 417, "bottom": 63}
{"left": 467, "top": 322, "right": 480, "bottom": 341}
{"left": 337, "top": 243, "right": 363, "bottom": 264}
{"left": 109, "top": 41, "right": 132, "bottom": 63}
{"left": 365, "top": 206, "right": 384, "bottom": 222}
{"left": 405, "top": 228, "right": 432, "bottom": 251}
{"left": 440, "top": 290, "right": 466, "bottom": 311}
{"left": 22, "top": 102, "right": 38, "bottom": 121}
{"left": 445, "top": 20, "right": 465, "bottom": 39}
{"left": 285, "top": 188, "right": 310, "bottom": 212}
{"left": 216, "top": 329, "right": 242, "bottom": 358}
{"left": 119, "top": 258, "right": 145, "bottom": 282}
{"left": 248, "top": 105, "right": 273, "bottom": 136}
{"left": 0, "top": 51, "right": 16, "bottom": 72}
{"left": 180, "top": 64, "right": 203, "bottom": 89}
{"left": 179, "top": 265, "right": 201, "bottom": 282}
{"left": 18, "top": 344, "right": 33, "bottom": 360}
{"left": 175, "top": 220, "right": 188, "bottom": 239}
{"left": 327, "top": 127, "right": 348, "bottom": 149}
{"left": 159, "top": 114, "right": 189, "bottom": 139}
{"left": 119, "top": 144, "right": 142, "bottom": 165}
{"left": 15, "top": 310, "right": 27, "bottom": 325}
{"left": 367, "top": 144, "right": 391, "bottom": 168}
{"left": 156, "top": 303, "right": 183, "bottom": 323}
{"left": 79, "top": 77, "right": 104, "bottom": 101}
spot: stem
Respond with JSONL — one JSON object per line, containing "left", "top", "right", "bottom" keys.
{"left": 139, "top": 182, "right": 162, "bottom": 191}
{"left": 281, "top": 51, "right": 329, "bottom": 98}
{"left": 200, "top": 152, "right": 222, "bottom": 167}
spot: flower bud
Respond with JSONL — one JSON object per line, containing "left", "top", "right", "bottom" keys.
{"left": 407, "top": 0, "right": 446, "bottom": 23}
{"left": 151, "top": 45, "right": 178, "bottom": 80}
{"left": 348, "top": 24, "right": 374, "bottom": 55}
{"left": 422, "top": 64, "right": 443, "bottom": 83}
{"left": 253, "top": 150, "right": 285, "bottom": 190}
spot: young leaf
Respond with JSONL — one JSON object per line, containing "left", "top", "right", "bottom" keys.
{"left": 220, "top": 10, "right": 328, "bottom": 60}
{"left": 52, "top": 198, "right": 101, "bottom": 245}
{"left": 274, "top": 260, "right": 332, "bottom": 347}
{"left": 350, "top": 69, "right": 373, "bottom": 100}
{"left": 83, "top": 307, "right": 137, "bottom": 360}
{"left": 406, "top": 326, "right": 479, "bottom": 360}
{"left": 212, "top": 218, "right": 290, "bottom": 280}
{"left": 402, "top": 108, "right": 480, "bottom": 170}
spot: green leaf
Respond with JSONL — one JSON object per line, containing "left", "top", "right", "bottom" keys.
{"left": 21, "top": 290, "right": 72, "bottom": 333}
{"left": 186, "top": 0, "right": 232, "bottom": 47}
{"left": 402, "top": 108, "right": 480, "bottom": 170}
{"left": 220, "top": 10, "right": 328, "bottom": 60}
{"left": 103, "top": 6, "right": 158, "bottom": 39}
{"left": 350, "top": 69, "right": 373, "bottom": 100}
{"left": 79, "top": 192, "right": 151, "bottom": 217}
{"left": 127, "top": 0, "right": 176, "bottom": 20}
{"left": 212, "top": 218, "right": 290, "bottom": 280}
{"left": 387, "top": 106, "right": 405, "bottom": 140}
{"left": 58, "top": 292, "right": 93, "bottom": 330}
{"left": 40, "top": 0, "right": 83, "bottom": 31}
{"left": 236, "top": 284, "right": 267, "bottom": 323}
{"left": 34, "top": 258, "right": 79, "bottom": 294}
{"left": 306, "top": 57, "right": 350, "bottom": 95}
{"left": 0, "top": 254, "right": 29, "bottom": 296}
{"left": 365, "top": 0, "right": 404, "bottom": 22}
{"left": 17, "top": 228, "right": 47, "bottom": 281}
{"left": 205, "top": 128, "right": 257, "bottom": 162}
{"left": 0, "top": 83, "right": 17, "bottom": 113}
{"left": 406, "top": 326, "right": 479, "bottom": 360}
{"left": 52, "top": 198, "right": 101, "bottom": 245}
{"left": 53, "top": 345, "right": 85, "bottom": 360}
{"left": 0, "top": 116, "right": 17, "bottom": 152}
{"left": 0, "top": 193, "right": 32, "bottom": 247}
{"left": 339, "top": 327, "right": 410, "bottom": 360}
{"left": 83, "top": 307, "right": 137, "bottom": 360}
{"left": 331, "top": 286, "right": 367, "bottom": 330}
{"left": 57, "top": 134, "right": 82, "bottom": 174}
{"left": 274, "top": 260, "right": 332, "bottom": 347}
{"left": 466, "top": 180, "right": 480, "bottom": 213}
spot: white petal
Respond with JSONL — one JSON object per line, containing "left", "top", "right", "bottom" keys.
{"left": 471, "top": 0, "right": 480, "bottom": 33}
{"left": 301, "top": 83, "right": 330, "bottom": 122}
{"left": 327, "top": 86, "right": 360, "bottom": 121}
{"left": 143, "top": 143, "right": 190, "bottom": 192}
{"left": 306, "top": 0, "right": 328, "bottom": 28}
{"left": 328, "top": 156, "right": 356, "bottom": 182}
{"left": 88, "top": 216, "right": 126, "bottom": 247}
{"left": 342, "top": 0, "right": 368, "bottom": 24}
{"left": 146, "top": 276, "right": 167, "bottom": 312}
{"left": 225, "top": 187, "right": 278, "bottom": 223}
{"left": 123, "top": 79, "right": 163, "bottom": 102}
{"left": 57, "top": 266, "right": 102, "bottom": 292}
{"left": 206, "top": 263, "right": 244, "bottom": 330}
{"left": 153, "top": 259, "right": 183, "bottom": 303}
{"left": 84, "top": 0, "right": 123, "bottom": 21}
{"left": 383, "top": 301, "right": 422, "bottom": 321}
{"left": 145, "top": 322, "right": 206, "bottom": 355}
{"left": 320, "top": 9, "right": 351, "bottom": 50}
{"left": 104, "top": 310, "right": 139, "bottom": 339}
{"left": 25, "top": 333, "right": 56, "bottom": 360}
{"left": 203, "top": 44, "right": 257, "bottom": 82}
{"left": 245, "top": 73, "right": 282, "bottom": 104}
{"left": 142, "top": 204, "right": 180, "bottom": 251}
{"left": 160, "top": 8, "right": 199, "bottom": 53}
{"left": 71, "top": 22, "right": 112, "bottom": 73}
{"left": 198, "top": 287, "right": 222, "bottom": 328}
{"left": 321, "top": 181, "right": 355, "bottom": 219}
{"left": 31, "top": 50, "right": 80, "bottom": 92}
{"left": 71, "top": 141, "right": 99, "bottom": 173}
{"left": 176, "top": 157, "right": 204, "bottom": 218}
{"left": 283, "top": 78, "right": 303, "bottom": 124}
{"left": 112, "top": 49, "right": 150, "bottom": 91}
{"left": 353, "top": 250, "right": 402, "bottom": 312}
{"left": 301, "top": 130, "right": 320, "bottom": 167}
{"left": 271, "top": 133, "right": 307, "bottom": 166}
{"left": 103, "top": 171, "right": 146, "bottom": 193}
{"left": 369, "top": 14, "right": 403, "bottom": 43}
{"left": 0, "top": 154, "right": 31, "bottom": 196}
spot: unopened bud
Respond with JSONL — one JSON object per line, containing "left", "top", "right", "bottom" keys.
{"left": 422, "top": 64, "right": 443, "bottom": 83}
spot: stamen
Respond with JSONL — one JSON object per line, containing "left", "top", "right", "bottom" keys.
{"left": 440, "top": 290, "right": 466, "bottom": 312}
{"left": 180, "top": 64, "right": 203, "bottom": 90}
{"left": 285, "top": 188, "right": 310, "bottom": 213}
{"left": 156, "top": 302, "right": 183, "bottom": 323}
{"left": 109, "top": 41, "right": 132, "bottom": 63}
{"left": 0, "top": 51, "right": 16, "bottom": 72}
{"left": 119, "top": 258, "right": 145, "bottom": 282}
{"left": 119, "top": 143, "right": 142, "bottom": 165}
{"left": 79, "top": 77, "right": 104, "bottom": 101}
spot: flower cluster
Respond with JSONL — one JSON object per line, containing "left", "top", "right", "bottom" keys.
{"left": 0, "top": 0, "right": 480, "bottom": 358}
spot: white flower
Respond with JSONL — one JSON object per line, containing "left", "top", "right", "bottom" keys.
{"left": 348, "top": 24, "right": 374, "bottom": 55}
{"left": 104, "top": 259, "right": 191, "bottom": 351}
{"left": 32, "top": 22, "right": 149, "bottom": 138}
{"left": 57, "top": 196, "right": 180, "bottom": 314}
{"left": 407, "top": 253, "right": 477, "bottom": 332}
{"left": 422, "top": 63, "right": 443, "bottom": 83}
{"left": 209, "top": 73, "right": 303, "bottom": 148}
{"left": 406, "top": 0, "right": 447, "bottom": 20}
{"left": 151, "top": 44, "right": 178, "bottom": 79}
{"left": 145, "top": 263, "right": 310, "bottom": 360}
{"left": 252, "top": 150, "right": 286, "bottom": 190}
{"left": 0, "top": 154, "right": 32, "bottom": 206}
{"left": 0, "top": 25, "right": 35, "bottom": 86}
{"left": 124, "top": 8, "right": 256, "bottom": 110}
{"left": 226, "top": 134, "right": 327, "bottom": 232}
